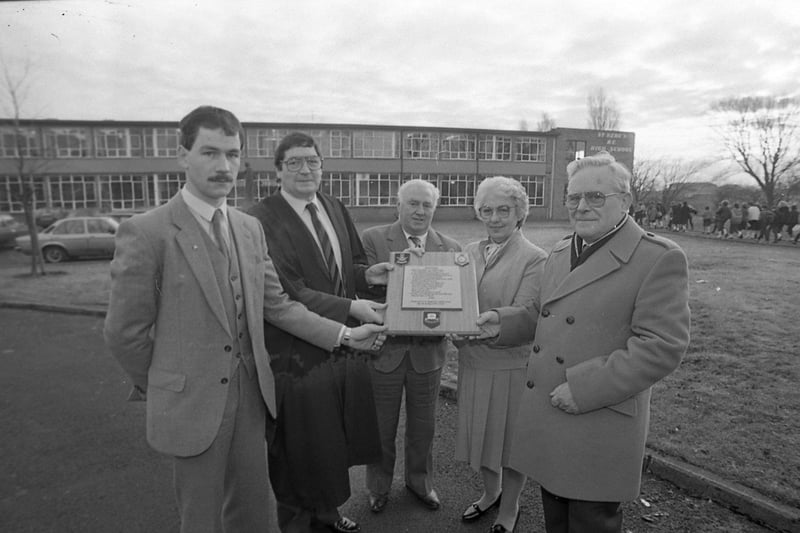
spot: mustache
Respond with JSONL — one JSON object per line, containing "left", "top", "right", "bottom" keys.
{"left": 208, "top": 173, "right": 233, "bottom": 182}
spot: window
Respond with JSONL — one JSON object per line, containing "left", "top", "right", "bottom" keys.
{"left": 516, "top": 176, "right": 545, "bottom": 206}
{"left": 0, "top": 127, "right": 42, "bottom": 158}
{"left": 478, "top": 135, "right": 511, "bottom": 161}
{"left": 95, "top": 128, "right": 143, "bottom": 158}
{"left": 86, "top": 218, "right": 116, "bottom": 234}
{"left": 403, "top": 132, "right": 439, "bottom": 159}
{"left": 439, "top": 133, "right": 475, "bottom": 160}
{"left": 49, "top": 175, "right": 98, "bottom": 210}
{"left": 439, "top": 174, "right": 476, "bottom": 206}
{"left": 153, "top": 173, "right": 184, "bottom": 205}
{"left": 44, "top": 128, "right": 90, "bottom": 158}
{"left": 53, "top": 219, "right": 85, "bottom": 235}
{"left": 321, "top": 172, "right": 352, "bottom": 206}
{"left": 515, "top": 137, "right": 546, "bottom": 162}
{"left": 567, "top": 140, "right": 586, "bottom": 161}
{"left": 104, "top": 174, "right": 149, "bottom": 210}
{"left": 354, "top": 173, "right": 400, "bottom": 205}
{"left": 255, "top": 171, "right": 280, "bottom": 201}
{"left": 144, "top": 128, "right": 180, "bottom": 158}
{"left": 329, "top": 131, "right": 352, "bottom": 158}
{"left": 353, "top": 131, "right": 398, "bottom": 158}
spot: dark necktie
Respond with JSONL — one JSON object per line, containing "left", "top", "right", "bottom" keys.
{"left": 306, "top": 203, "right": 344, "bottom": 296}
{"left": 211, "top": 209, "right": 229, "bottom": 259}
{"left": 409, "top": 236, "right": 422, "bottom": 249}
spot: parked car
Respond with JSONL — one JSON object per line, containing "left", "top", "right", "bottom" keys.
{"left": 14, "top": 216, "right": 119, "bottom": 263}
{"left": 0, "top": 214, "right": 28, "bottom": 248}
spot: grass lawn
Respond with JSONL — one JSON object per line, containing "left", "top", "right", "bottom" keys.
{"left": 1, "top": 217, "right": 798, "bottom": 508}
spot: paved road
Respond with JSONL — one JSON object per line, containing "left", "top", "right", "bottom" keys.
{"left": 0, "top": 308, "right": 772, "bottom": 532}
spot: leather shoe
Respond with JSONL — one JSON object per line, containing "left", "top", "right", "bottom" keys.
{"left": 462, "top": 492, "right": 502, "bottom": 522}
{"left": 406, "top": 485, "right": 440, "bottom": 510}
{"left": 488, "top": 508, "right": 519, "bottom": 533}
{"left": 329, "top": 516, "right": 360, "bottom": 533}
{"left": 369, "top": 493, "right": 389, "bottom": 513}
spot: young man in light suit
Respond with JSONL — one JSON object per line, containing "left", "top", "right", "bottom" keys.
{"left": 360, "top": 179, "right": 461, "bottom": 514}
{"left": 502, "top": 152, "right": 691, "bottom": 532}
{"left": 104, "top": 106, "right": 386, "bottom": 533}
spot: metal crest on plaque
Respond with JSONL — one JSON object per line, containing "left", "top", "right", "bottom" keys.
{"left": 422, "top": 311, "right": 441, "bottom": 329}
{"left": 454, "top": 252, "right": 469, "bottom": 266}
{"left": 394, "top": 252, "right": 410, "bottom": 265}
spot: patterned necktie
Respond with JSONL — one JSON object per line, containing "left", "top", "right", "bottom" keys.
{"left": 306, "top": 203, "right": 344, "bottom": 296}
{"left": 409, "top": 235, "right": 422, "bottom": 249}
{"left": 211, "top": 209, "right": 229, "bottom": 258}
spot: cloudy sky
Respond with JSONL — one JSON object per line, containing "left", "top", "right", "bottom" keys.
{"left": 1, "top": 0, "right": 798, "bottom": 161}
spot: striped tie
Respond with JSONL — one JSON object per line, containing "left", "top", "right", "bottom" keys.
{"left": 306, "top": 203, "right": 345, "bottom": 297}
{"left": 409, "top": 235, "right": 422, "bottom": 249}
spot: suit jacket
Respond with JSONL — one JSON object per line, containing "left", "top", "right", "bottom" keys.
{"left": 104, "top": 193, "right": 343, "bottom": 457}
{"left": 506, "top": 217, "right": 691, "bottom": 502}
{"left": 361, "top": 221, "right": 461, "bottom": 374}
{"left": 246, "top": 192, "right": 377, "bottom": 372}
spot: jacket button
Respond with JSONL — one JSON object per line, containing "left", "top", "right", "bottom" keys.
{"left": 220, "top": 377, "right": 229, "bottom": 384}
{"left": 541, "top": 309, "right": 550, "bottom": 317}
{"left": 566, "top": 316, "right": 575, "bottom": 324}
{"left": 526, "top": 380, "right": 535, "bottom": 389}
{"left": 556, "top": 356, "right": 564, "bottom": 364}
{"left": 224, "top": 345, "right": 232, "bottom": 352}
{"left": 532, "top": 345, "right": 540, "bottom": 353}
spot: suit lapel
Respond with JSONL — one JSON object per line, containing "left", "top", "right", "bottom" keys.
{"left": 387, "top": 222, "right": 407, "bottom": 252}
{"left": 228, "top": 208, "right": 262, "bottom": 334}
{"left": 170, "top": 195, "right": 231, "bottom": 336}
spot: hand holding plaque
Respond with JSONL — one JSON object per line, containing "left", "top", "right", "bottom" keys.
{"left": 384, "top": 251, "right": 481, "bottom": 336}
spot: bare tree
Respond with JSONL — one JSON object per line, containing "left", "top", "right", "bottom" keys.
{"left": 536, "top": 112, "right": 557, "bottom": 131}
{"left": 1, "top": 57, "right": 46, "bottom": 275}
{"left": 587, "top": 87, "right": 621, "bottom": 130}
{"left": 711, "top": 95, "right": 800, "bottom": 206}
{"left": 518, "top": 119, "right": 529, "bottom": 131}
{"left": 634, "top": 157, "right": 717, "bottom": 207}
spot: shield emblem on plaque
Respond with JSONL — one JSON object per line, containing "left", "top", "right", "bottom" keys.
{"left": 422, "top": 311, "right": 441, "bottom": 329}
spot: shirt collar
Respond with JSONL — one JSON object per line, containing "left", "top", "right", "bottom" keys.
{"left": 403, "top": 229, "right": 427, "bottom": 247}
{"left": 280, "top": 189, "right": 320, "bottom": 217}
{"left": 181, "top": 186, "right": 228, "bottom": 222}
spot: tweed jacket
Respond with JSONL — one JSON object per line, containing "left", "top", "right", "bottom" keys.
{"left": 104, "top": 193, "right": 343, "bottom": 457}
{"left": 506, "top": 217, "right": 691, "bottom": 502}
{"left": 360, "top": 221, "right": 461, "bottom": 374}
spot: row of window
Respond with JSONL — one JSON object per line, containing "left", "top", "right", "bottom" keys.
{"left": 0, "top": 126, "right": 547, "bottom": 162}
{"left": 0, "top": 173, "right": 545, "bottom": 213}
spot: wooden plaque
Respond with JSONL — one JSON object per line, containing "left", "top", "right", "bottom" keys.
{"left": 384, "top": 251, "right": 481, "bottom": 336}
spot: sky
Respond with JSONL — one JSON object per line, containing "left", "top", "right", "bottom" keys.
{"left": 1, "top": 0, "right": 799, "bottom": 164}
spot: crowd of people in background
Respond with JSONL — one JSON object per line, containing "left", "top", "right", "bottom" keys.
{"left": 633, "top": 199, "right": 799, "bottom": 245}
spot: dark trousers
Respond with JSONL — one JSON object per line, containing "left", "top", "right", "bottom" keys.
{"left": 540, "top": 487, "right": 622, "bottom": 533}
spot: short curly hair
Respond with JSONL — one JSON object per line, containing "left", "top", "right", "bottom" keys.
{"left": 473, "top": 176, "right": 530, "bottom": 226}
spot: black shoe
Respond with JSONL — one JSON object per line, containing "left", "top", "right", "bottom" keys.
{"left": 369, "top": 493, "right": 389, "bottom": 513}
{"left": 406, "top": 485, "right": 440, "bottom": 510}
{"left": 488, "top": 508, "right": 519, "bottom": 533}
{"left": 462, "top": 492, "right": 502, "bottom": 522}
{"left": 329, "top": 516, "right": 360, "bottom": 533}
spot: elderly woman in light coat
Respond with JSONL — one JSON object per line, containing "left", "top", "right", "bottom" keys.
{"left": 455, "top": 176, "right": 547, "bottom": 533}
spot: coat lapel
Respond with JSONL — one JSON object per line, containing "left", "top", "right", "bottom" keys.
{"left": 544, "top": 220, "right": 643, "bottom": 304}
{"left": 169, "top": 195, "right": 231, "bottom": 336}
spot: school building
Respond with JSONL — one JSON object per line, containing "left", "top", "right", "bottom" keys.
{"left": 0, "top": 119, "right": 635, "bottom": 221}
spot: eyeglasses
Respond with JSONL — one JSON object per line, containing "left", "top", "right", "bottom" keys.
{"left": 565, "top": 191, "right": 624, "bottom": 209}
{"left": 282, "top": 156, "right": 323, "bottom": 172}
{"left": 478, "top": 205, "right": 513, "bottom": 220}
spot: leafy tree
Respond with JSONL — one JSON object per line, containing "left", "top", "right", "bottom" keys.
{"left": 536, "top": 112, "right": 557, "bottom": 131}
{"left": 711, "top": 95, "right": 800, "bottom": 206}
{"left": 1, "top": 57, "right": 47, "bottom": 275}
{"left": 587, "top": 87, "right": 620, "bottom": 130}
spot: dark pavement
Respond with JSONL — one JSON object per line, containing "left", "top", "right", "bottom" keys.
{"left": 0, "top": 308, "right": 774, "bottom": 532}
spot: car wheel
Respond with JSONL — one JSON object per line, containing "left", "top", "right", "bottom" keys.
{"left": 43, "top": 246, "right": 67, "bottom": 263}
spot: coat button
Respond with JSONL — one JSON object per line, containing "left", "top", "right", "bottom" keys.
{"left": 541, "top": 309, "right": 550, "bottom": 317}
{"left": 526, "top": 380, "right": 535, "bottom": 389}
{"left": 566, "top": 316, "right": 575, "bottom": 324}
{"left": 556, "top": 356, "right": 564, "bottom": 364}
{"left": 220, "top": 377, "right": 229, "bottom": 384}
{"left": 532, "top": 345, "right": 540, "bottom": 353}
{"left": 224, "top": 345, "right": 232, "bottom": 352}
